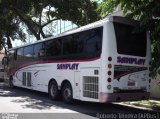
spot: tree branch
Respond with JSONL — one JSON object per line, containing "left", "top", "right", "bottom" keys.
{"left": 42, "top": 18, "right": 58, "bottom": 28}
{"left": 11, "top": 7, "right": 40, "bottom": 40}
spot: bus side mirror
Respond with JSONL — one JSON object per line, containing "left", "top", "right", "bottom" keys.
{"left": 2, "top": 57, "right": 8, "bottom": 65}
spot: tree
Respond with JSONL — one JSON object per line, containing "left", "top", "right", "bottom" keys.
{"left": 0, "top": 1, "right": 26, "bottom": 52}
{"left": 1, "top": 0, "right": 100, "bottom": 40}
{"left": 0, "top": 0, "right": 100, "bottom": 50}
{"left": 49, "top": 0, "right": 100, "bottom": 26}
{"left": 98, "top": 0, "right": 160, "bottom": 76}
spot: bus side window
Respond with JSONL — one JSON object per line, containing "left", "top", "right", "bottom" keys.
{"left": 17, "top": 48, "right": 24, "bottom": 60}
{"left": 33, "top": 43, "right": 44, "bottom": 58}
{"left": 63, "top": 35, "right": 74, "bottom": 55}
{"left": 62, "top": 34, "right": 84, "bottom": 60}
{"left": 24, "top": 45, "right": 34, "bottom": 60}
{"left": 83, "top": 28, "right": 102, "bottom": 58}
{"left": 45, "top": 39, "right": 62, "bottom": 58}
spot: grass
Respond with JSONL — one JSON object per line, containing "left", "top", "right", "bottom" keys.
{"left": 124, "top": 100, "right": 160, "bottom": 111}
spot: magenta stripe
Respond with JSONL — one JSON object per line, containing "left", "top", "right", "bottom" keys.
{"left": 9, "top": 57, "right": 100, "bottom": 75}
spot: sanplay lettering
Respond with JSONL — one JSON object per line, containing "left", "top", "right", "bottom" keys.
{"left": 117, "top": 56, "right": 145, "bottom": 65}
{"left": 57, "top": 63, "right": 79, "bottom": 70}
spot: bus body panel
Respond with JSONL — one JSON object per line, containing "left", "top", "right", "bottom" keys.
{"left": 12, "top": 58, "right": 102, "bottom": 102}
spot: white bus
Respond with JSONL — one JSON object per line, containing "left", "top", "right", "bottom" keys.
{"left": 3, "top": 16, "right": 151, "bottom": 103}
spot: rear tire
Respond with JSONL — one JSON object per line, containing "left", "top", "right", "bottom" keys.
{"left": 62, "top": 82, "right": 73, "bottom": 104}
{"left": 48, "top": 81, "right": 60, "bottom": 100}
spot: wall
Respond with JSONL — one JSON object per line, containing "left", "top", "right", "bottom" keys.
{"left": 0, "top": 50, "right": 5, "bottom": 67}
{"left": 150, "top": 77, "right": 160, "bottom": 99}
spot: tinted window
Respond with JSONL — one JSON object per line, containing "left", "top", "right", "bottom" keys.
{"left": 63, "top": 35, "right": 83, "bottom": 55}
{"left": 14, "top": 27, "right": 103, "bottom": 61}
{"left": 83, "top": 28, "right": 102, "bottom": 57}
{"left": 24, "top": 45, "right": 34, "bottom": 59}
{"left": 62, "top": 27, "right": 103, "bottom": 59}
{"left": 45, "top": 39, "right": 62, "bottom": 58}
{"left": 114, "top": 22, "right": 146, "bottom": 57}
{"left": 33, "top": 43, "right": 44, "bottom": 58}
{"left": 17, "top": 48, "right": 24, "bottom": 60}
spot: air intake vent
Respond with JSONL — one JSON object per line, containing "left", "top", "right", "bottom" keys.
{"left": 83, "top": 76, "right": 99, "bottom": 99}
{"left": 22, "top": 72, "right": 26, "bottom": 86}
{"left": 22, "top": 72, "right": 32, "bottom": 87}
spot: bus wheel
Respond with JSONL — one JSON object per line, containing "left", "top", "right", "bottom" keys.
{"left": 48, "top": 81, "right": 59, "bottom": 100}
{"left": 62, "top": 82, "right": 73, "bottom": 104}
{"left": 9, "top": 77, "right": 14, "bottom": 88}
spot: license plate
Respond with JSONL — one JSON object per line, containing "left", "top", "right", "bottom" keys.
{"left": 128, "top": 81, "right": 135, "bottom": 86}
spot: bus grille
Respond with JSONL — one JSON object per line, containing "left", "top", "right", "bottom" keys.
{"left": 83, "top": 76, "right": 99, "bottom": 99}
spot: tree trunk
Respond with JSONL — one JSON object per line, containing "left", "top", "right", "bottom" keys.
{"left": 40, "top": 28, "right": 46, "bottom": 38}
{"left": 6, "top": 36, "right": 12, "bottom": 49}
{"left": 1, "top": 43, "right": 7, "bottom": 56}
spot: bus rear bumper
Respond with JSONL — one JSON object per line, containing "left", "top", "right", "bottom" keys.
{"left": 99, "top": 92, "right": 150, "bottom": 103}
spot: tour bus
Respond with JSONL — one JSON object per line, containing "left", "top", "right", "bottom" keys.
{"left": 3, "top": 16, "right": 151, "bottom": 103}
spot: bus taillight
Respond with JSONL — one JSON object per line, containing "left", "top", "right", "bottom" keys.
{"left": 108, "top": 64, "right": 112, "bottom": 69}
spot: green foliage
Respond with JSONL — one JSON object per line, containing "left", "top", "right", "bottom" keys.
{"left": 49, "top": 0, "right": 100, "bottom": 26}
{"left": 0, "top": 1, "right": 26, "bottom": 50}
{"left": 99, "top": 0, "right": 160, "bottom": 77}
{"left": 0, "top": 0, "right": 100, "bottom": 49}
{"left": 98, "top": 0, "right": 120, "bottom": 17}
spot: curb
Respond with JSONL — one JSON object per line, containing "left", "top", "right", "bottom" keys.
{"left": 116, "top": 102, "right": 160, "bottom": 112}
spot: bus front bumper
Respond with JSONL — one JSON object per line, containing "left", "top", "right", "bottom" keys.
{"left": 99, "top": 92, "right": 150, "bottom": 103}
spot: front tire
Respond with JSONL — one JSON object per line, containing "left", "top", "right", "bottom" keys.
{"left": 62, "top": 82, "right": 73, "bottom": 104}
{"left": 48, "top": 81, "right": 60, "bottom": 100}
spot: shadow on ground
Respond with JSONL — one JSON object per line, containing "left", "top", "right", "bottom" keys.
{"left": 0, "top": 83, "right": 157, "bottom": 118}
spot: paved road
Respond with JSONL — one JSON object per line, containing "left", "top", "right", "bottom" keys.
{"left": 0, "top": 83, "right": 158, "bottom": 119}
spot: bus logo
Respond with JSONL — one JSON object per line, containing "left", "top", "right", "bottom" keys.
{"left": 57, "top": 63, "right": 79, "bottom": 70}
{"left": 117, "top": 56, "right": 145, "bottom": 65}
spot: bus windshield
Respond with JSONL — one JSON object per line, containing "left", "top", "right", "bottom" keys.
{"left": 114, "top": 22, "right": 147, "bottom": 57}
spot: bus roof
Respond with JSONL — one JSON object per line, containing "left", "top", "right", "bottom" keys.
{"left": 8, "top": 16, "right": 137, "bottom": 51}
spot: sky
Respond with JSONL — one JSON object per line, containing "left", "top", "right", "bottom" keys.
{"left": 12, "top": 20, "right": 77, "bottom": 47}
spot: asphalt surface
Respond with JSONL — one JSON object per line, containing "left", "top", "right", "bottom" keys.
{"left": 0, "top": 83, "right": 159, "bottom": 119}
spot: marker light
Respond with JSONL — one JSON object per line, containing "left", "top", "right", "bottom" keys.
{"left": 108, "top": 71, "right": 112, "bottom": 75}
{"left": 108, "top": 57, "right": 112, "bottom": 61}
{"left": 107, "top": 85, "right": 111, "bottom": 89}
{"left": 108, "top": 64, "right": 112, "bottom": 69}
{"left": 107, "top": 78, "right": 111, "bottom": 83}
